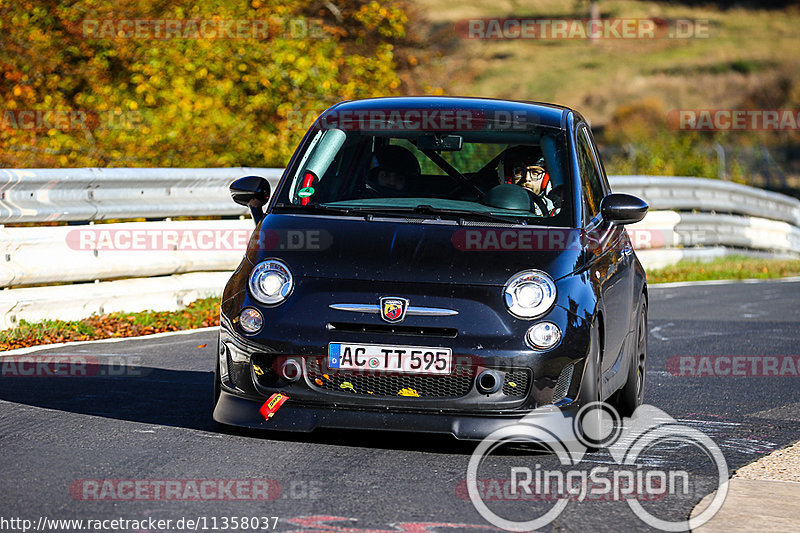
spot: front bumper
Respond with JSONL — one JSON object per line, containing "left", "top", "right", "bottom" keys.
{"left": 215, "top": 317, "right": 593, "bottom": 439}
{"left": 214, "top": 389, "right": 584, "bottom": 441}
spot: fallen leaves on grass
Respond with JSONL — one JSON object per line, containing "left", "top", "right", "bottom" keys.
{"left": 0, "top": 298, "right": 220, "bottom": 351}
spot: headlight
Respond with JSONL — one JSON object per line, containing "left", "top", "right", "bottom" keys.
{"left": 503, "top": 270, "right": 557, "bottom": 319}
{"left": 249, "top": 259, "right": 293, "bottom": 305}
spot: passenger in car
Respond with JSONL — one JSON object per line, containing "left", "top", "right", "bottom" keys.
{"left": 365, "top": 145, "right": 421, "bottom": 197}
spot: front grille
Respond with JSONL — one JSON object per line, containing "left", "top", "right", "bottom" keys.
{"left": 552, "top": 364, "right": 574, "bottom": 403}
{"left": 326, "top": 322, "right": 458, "bottom": 338}
{"left": 502, "top": 370, "right": 530, "bottom": 396}
{"left": 306, "top": 357, "right": 473, "bottom": 398}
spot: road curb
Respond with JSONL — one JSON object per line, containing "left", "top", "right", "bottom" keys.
{"left": 691, "top": 478, "right": 800, "bottom": 531}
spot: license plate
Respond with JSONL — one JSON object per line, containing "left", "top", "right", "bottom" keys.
{"left": 328, "top": 343, "right": 452, "bottom": 375}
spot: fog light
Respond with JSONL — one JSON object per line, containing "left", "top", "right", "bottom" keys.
{"left": 239, "top": 308, "right": 263, "bottom": 333}
{"left": 526, "top": 322, "right": 561, "bottom": 350}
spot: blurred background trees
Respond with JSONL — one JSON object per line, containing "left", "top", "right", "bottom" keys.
{"left": 2, "top": 0, "right": 799, "bottom": 197}
{"left": 0, "top": 0, "right": 422, "bottom": 167}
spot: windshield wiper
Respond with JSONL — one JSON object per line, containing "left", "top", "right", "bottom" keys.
{"left": 349, "top": 205, "right": 529, "bottom": 225}
{"left": 272, "top": 202, "right": 355, "bottom": 216}
{"left": 274, "top": 203, "right": 532, "bottom": 224}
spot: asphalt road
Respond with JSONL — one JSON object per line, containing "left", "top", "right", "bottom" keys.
{"left": 1, "top": 279, "right": 799, "bottom": 533}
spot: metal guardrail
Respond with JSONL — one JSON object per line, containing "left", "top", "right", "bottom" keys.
{"left": 626, "top": 211, "right": 800, "bottom": 254}
{"left": 3, "top": 168, "right": 799, "bottom": 225}
{"left": 0, "top": 169, "right": 799, "bottom": 330}
{"left": 609, "top": 176, "right": 800, "bottom": 227}
{"left": 610, "top": 177, "right": 800, "bottom": 262}
{"left": 0, "top": 272, "right": 229, "bottom": 330}
{"left": 0, "top": 167, "right": 282, "bottom": 223}
{"left": 0, "top": 220, "right": 252, "bottom": 287}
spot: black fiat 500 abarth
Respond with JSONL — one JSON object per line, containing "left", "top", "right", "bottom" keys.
{"left": 213, "top": 96, "right": 649, "bottom": 440}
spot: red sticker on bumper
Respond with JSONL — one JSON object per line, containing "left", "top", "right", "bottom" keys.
{"left": 259, "top": 393, "right": 288, "bottom": 420}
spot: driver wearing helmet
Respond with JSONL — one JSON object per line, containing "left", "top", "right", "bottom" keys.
{"left": 497, "top": 146, "right": 557, "bottom": 216}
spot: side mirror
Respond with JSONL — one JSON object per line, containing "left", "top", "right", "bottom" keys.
{"left": 230, "top": 176, "right": 271, "bottom": 224}
{"left": 600, "top": 193, "right": 648, "bottom": 225}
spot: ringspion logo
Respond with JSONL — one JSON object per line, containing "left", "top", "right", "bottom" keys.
{"left": 466, "top": 403, "right": 728, "bottom": 531}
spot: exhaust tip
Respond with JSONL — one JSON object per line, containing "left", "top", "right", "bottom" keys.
{"left": 476, "top": 369, "right": 502, "bottom": 394}
{"left": 280, "top": 359, "right": 302, "bottom": 382}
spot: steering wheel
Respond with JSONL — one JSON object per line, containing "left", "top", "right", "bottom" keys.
{"left": 530, "top": 192, "right": 548, "bottom": 217}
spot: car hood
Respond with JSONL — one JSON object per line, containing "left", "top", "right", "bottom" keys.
{"left": 248, "top": 214, "right": 585, "bottom": 286}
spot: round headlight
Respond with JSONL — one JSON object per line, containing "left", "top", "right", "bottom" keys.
{"left": 239, "top": 308, "right": 263, "bottom": 333}
{"left": 249, "top": 259, "right": 293, "bottom": 305}
{"left": 526, "top": 321, "right": 562, "bottom": 350}
{"left": 503, "top": 270, "right": 557, "bottom": 319}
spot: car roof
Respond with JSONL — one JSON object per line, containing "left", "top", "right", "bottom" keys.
{"left": 321, "top": 96, "right": 578, "bottom": 130}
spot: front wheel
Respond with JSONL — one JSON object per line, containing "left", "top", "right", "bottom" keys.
{"left": 213, "top": 334, "right": 221, "bottom": 407}
{"left": 576, "top": 322, "right": 603, "bottom": 450}
{"left": 612, "top": 299, "right": 647, "bottom": 417}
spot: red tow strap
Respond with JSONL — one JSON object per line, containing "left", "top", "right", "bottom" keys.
{"left": 299, "top": 171, "right": 316, "bottom": 205}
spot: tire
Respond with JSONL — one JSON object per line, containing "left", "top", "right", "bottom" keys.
{"left": 213, "top": 334, "right": 221, "bottom": 407}
{"left": 613, "top": 299, "right": 647, "bottom": 417}
{"left": 578, "top": 322, "right": 602, "bottom": 408}
{"left": 576, "top": 322, "right": 603, "bottom": 450}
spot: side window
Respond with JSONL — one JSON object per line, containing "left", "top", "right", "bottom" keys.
{"left": 576, "top": 127, "right": 605, "bottom": 222}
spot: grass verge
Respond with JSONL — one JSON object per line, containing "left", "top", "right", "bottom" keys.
{"left": 2, "top": 255, "right": 800, "bottom": 351}
{"left": 647, "top": 255, "right": 800, "bottom": 284}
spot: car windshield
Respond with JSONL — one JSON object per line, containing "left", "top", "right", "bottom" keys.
{"left": 276, "top": 111, "right": 573, "bottom": 226}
